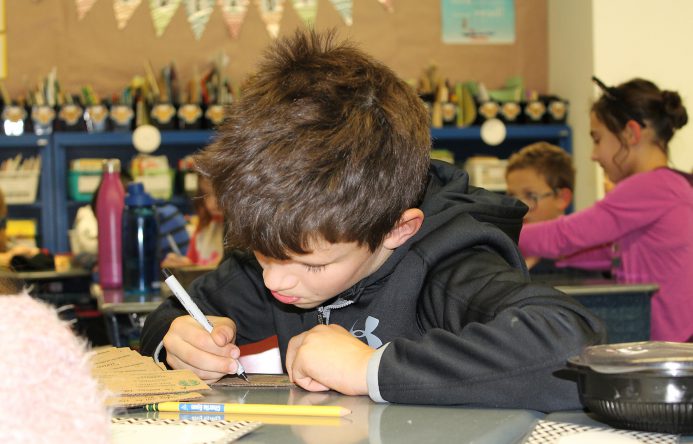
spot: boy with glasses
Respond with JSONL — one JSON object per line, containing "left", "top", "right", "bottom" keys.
{"left": 506, "top": 143, "right": 605, "bottom": 278}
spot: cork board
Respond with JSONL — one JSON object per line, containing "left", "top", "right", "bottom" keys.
{"left": 4, "top": 0, "right": 546, "bottom": 99}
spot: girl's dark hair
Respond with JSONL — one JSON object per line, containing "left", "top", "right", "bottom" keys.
{"left": 592, "top": 78, "right": 688, "bottom": 153}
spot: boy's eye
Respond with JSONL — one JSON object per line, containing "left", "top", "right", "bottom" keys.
{"left": 305, "top": 264, "right": 326, "bottom": 273}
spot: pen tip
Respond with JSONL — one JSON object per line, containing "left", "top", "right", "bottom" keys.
{"left": 240, "top": 373, "right": 250, "bottom": 383}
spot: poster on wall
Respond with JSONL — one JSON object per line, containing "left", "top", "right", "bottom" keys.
{"left": 441, "top": 0, "right": 515, "bottom": 44}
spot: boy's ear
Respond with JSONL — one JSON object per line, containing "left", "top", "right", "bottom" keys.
{"left": 556, "top": 187, "right": 573, "bottom": 212}
{"left": 382, "top": 208, "right": 424, "bottom": 250}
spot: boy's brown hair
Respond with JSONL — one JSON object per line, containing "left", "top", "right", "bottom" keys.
{"left": 196, "top": 30, "right": 431, "bottom": 259}
{"left": 505, "top": 142, "right": 575, "bottom": 191}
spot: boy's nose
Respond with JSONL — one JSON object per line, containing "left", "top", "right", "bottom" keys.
{"left": 262, "top": 265, "right": 298, "bottom": 292}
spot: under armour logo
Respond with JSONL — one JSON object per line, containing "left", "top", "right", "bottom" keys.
{"left": 350, "top": 316, "right": 383, "bottom": 348}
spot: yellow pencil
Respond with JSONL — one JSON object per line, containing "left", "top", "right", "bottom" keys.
{"left": 152, "top": 411, "right": 344, "bottom": 426}
{"left": 143, "top": 401, "right": 351, "bottom": 417}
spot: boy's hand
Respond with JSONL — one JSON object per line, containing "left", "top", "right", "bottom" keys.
{"left": 163, "top": 315, "right": 243, "bottom": 383}
{"left": 285, "top": 324, "right": 374, "bottom": 396}
{"left": 160, "top": 252, "right": 193, "bottom": 268}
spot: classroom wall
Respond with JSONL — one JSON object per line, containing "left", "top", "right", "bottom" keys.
{"left": 5, "top": 0, "right": 549, "bottom": 100}
{"left": 547, "top": 0, "right": 594, "bottom": 211}
{"left": 549, "top": 0, "right": 693, "bottom": 209}
{"left": 593, "top": 0, "right": 693, "bottom": 176}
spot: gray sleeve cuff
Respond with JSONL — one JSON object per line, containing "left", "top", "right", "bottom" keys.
{"left": 367, "top": 342, "right": 390, "bottom": 403}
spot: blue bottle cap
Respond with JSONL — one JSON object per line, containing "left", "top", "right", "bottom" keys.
{"left": 124, "top": 182, "right": 156, "bottom": 206}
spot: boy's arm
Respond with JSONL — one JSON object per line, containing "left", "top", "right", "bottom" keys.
{"left": 370, "top": 248, "right": 605, "bottom": 412}
{"left": 140, "top": 252, "right": 276, "bottom": 362}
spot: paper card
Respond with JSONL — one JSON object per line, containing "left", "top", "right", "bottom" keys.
{"left": 212, "top": 373, "right": 294, "bottom": 388}
{"left": 99, "top": 369, "right": 210, "bottom": 395}
{"left": 110, "top": 417, "right": 261, "bottom": 444}
{"left": 106, "top": 392, "right": 205, "bottom": 408}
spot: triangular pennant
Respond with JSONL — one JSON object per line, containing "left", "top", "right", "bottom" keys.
{"left": 184, "top": 0, "right": 214, "bottom": 40}
{"left": 113, "top": 0, "right": 142, "bottom": 29}
{"left": 76, "top": 0, "right": 98, "bottom": 20}
{"left": 328, "top": 0, "right": 352, "bottom": 26}
{"left": 149, "top": 0, "right": 183, "bottom": 37}
{"left": 217, "top": 0, "right": 249, "bottom": 39}
{"left": 255, "top": 0, "right": 285, "bottom": 39}
{"left": 291, "top": 0, "right": 317, "bottom": 27}
{"left": 377, "top": 0, "right": 393, "bottom": 13}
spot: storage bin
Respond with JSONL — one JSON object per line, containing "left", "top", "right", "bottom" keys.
{"left": 68, "top": 170, "right": 103, "bottom": 202}
{"left": 134, "top": 169, "right": 174, "bottom": 200}
{"left": 464, "top": 156, "right": 508, "bottom": 192}
{"left": 0, "top": 170, "right": 40, "bottom": 204}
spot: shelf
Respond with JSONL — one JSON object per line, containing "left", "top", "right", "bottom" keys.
{"left": 52, "top": 131, "right": 215, "bottom": 252}
{"left": 431, "top": 124, "right": 570, "bottom": 141}
{"left": 431, "top": 124, "right": 572, "bottom": 154}
{"left": 0, "top": 134, "right": 54, "bottom": 251}
{"left": 0, "top": 125, "right": 572, "bottom": 253}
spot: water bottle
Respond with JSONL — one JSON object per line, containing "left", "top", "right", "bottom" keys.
{"left": 122, "top": 182, "right": 159, "bottom": 295}
{"left": 96, "top": 159, "right": 125, "bottom": 289}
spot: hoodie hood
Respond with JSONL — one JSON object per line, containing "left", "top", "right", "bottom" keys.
{"left": 364, "top": 160, "right": 528, "bottom": 286}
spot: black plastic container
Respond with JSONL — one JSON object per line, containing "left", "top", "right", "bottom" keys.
{"left": 568, "top": 342, "right": 693, "bottom": 434}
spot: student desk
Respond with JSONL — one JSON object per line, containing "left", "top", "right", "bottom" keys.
{"left": 91, "top": 285, "right": 164, "bottom": 347}
{"left": 120, "top": 385, "right": 693, "bottom": 443}
{"left": 122, "top": 385, "right": 543, "bottom": 443}
{"left": 92, "top": 265, "right": 216, "bottom": 346}
{"left": 534, "top": 277, "right": 659, "bottom": 343}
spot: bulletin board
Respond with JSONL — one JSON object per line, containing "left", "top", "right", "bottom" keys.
{"left": 3, "top": 0, "right": 547, "bottom": 99}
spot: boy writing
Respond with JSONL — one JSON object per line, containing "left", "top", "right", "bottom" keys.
{"left": 141, "top": 30, "right": 604, "bottom": 411}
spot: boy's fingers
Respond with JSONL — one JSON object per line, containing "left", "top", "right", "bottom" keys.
{"left": 285, "top": 332, "right": 306, "bottom": 383}
{"left": 292, "top": 373, "right": 330, "bottom": 392}
{"left": 166, "top": 352, "right": 228, "bottom": 382}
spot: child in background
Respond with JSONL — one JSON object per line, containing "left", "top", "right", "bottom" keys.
{"left": 140, "top": 30, "right": 603, "bottom": 411}
{"left": 519, "top": 77, "right": 693, "bottom": 342}
{"left": 506, "top": 142, "right": 574, "bottom": 226}
{"left": 505, "top": 142, "right": 606, "bottom": 278}
{"left": 161, "top": 174, "right": 225, "bottom": 268}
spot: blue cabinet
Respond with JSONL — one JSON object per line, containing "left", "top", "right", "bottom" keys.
{"left": 52, "top": 131, "right": 216, "bottom": 252}
{"left": 431, "top": 124, "right": 572, "bottom": 164}
{"left": 0, "top": 134, "right": 55, "bottom": 250}
{"left": 0, "top": 124, "right": 571, "bottom": 253}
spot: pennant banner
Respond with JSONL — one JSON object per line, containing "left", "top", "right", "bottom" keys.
{"left": 114, "top": 0, "right": 142, "bottom": 29}
{"left": 291, "top": 0, "right": 317, "bottom": 27}
{"left": 218, "top": 0, "right": 249, "bottom": 39}
{"left": 149, "top": 0, "right": 182, "bottom": 37}
{"left": 184, "top": 0, "right": 214, "bottom": 40}
{"left": 378, "top": 0, "right": 394, "bottom": 13}
{"left": 76, "top": 0, "right": 98, "bottom": 20}
{"left": 328, "top": 0, "right": 352, "bottom": 26}
{"left": 256, "top": 0, "right": 285, "bottom": 39}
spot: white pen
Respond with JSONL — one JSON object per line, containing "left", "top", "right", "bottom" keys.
{"left": 162, "top": 267, "right": 249, "bottom": 382}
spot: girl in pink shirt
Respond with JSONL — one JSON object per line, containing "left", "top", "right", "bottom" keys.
{"left": 519, "top": 77, "right": 693, "bottom": 342}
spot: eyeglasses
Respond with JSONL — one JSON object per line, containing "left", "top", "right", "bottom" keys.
{"left": 508, "top": 190, "right": 556, "bottom": 211}
{"left": 591, "top": 76, "right": 646, "bottom": 128}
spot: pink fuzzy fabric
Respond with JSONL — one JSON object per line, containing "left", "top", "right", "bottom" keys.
{"left": 0, "top": 293, "right": 111, "bottom": 443}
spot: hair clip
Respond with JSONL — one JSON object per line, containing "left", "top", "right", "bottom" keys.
{"left": 592, "top": 76, "right": 646, "bottom": 127}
